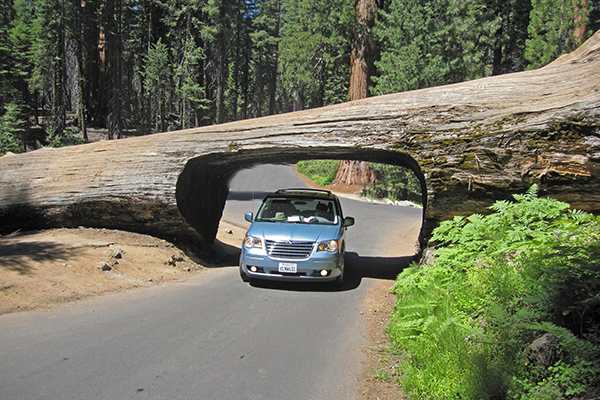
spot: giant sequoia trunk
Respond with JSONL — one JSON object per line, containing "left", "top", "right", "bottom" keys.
{"left": 574, "top": 0, "right": 589, "bottom": 42}
{"left": 332, "top": 160, "right": 376, "bottom": 186}
{"left": 337, "top": 0, "right": 379, "bottom": 188}
{"left": 2, "top": 32, "right": 600, "bottom": 251}
{"left": 348, "top": 0, "right": 377, "bottom": 101}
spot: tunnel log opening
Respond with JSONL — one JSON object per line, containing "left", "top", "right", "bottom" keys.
{"left": 175, "top": 147, "right": 428, "bottom": 249}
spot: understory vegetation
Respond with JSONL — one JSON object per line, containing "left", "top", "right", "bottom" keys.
{"left": 389, "top": 186, "right": 600, "bottom": 399}
{"left": 0, "top": 103, "right": 27, "bottom": 155}
{"left": 296, "top": 160, "right": 421, "bottom": 204}
{"left": 296, "top": 159, "right": 340, "bottom": 186}
{"left": 0, "top": 106, "right": 88, "bottom": 156}
{"left": 362, "top": 163, "right": 422, "bottom": 205}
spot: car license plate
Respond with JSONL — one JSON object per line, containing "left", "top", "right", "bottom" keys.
{"left": 278, "top": 262, "right": 297, "bottom": 273}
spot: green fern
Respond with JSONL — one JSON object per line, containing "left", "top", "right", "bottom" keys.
{"left": 389, "top": 185, "right": 600, "bottom": 399}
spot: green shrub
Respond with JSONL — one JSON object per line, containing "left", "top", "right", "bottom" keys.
{"left": 0, "top": 103, "right": 28, "bottom": 155}
{"left": 296, "top": 159, "right": 339, "bottom": 186}
{"left": 389, "top": 185, "right": 600, "bottom": 399}
{"left": 362, "top": 162, "right": 421, "bottom": 204}
{"left": 46, "top": 126, "right": 87, "bottom": 147}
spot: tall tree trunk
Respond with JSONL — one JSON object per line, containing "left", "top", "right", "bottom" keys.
{"left": 231, "top": 8, "right": 242, "bottom": 121}
{"left": 491, "top": 0, "right": 504, "bottom": 77}
{"left": 98, "top": 1, "right": 108, "bottom": 129}
{"left": 77, "top": 62, "right": 87, "bottom": 140}
{"left": 336, "top": 0, "right": 378, "bottom": 187}
{"left": 106, "top": 0, "right": 124, "bottom": 139}
{"left": 81, "top": 0, "right": 100, "bottom": 128}
{"left": 255, "top": 53, "right": 264, "bottom": 118}
{"left": 268, "top": 0, "right": 281, "bottom": 116}
{"left": 574, "top": 0, "right": 589, "bottom": 43}
{"left": 348, "top": 0, "right": 377, "bottom": 102}
{"left": 241, "top": 30, "right": 250, "bottom": 120}
{"left": 53, "top": 0, "right": 68, "bottom": 137}
{"left": 332, "top": 160, "right": 377, "bottom": 186}
{"left": 74, "top": 0, "right": 87, "bottom": 140}
{"left": 348, "top": 47, "right": 368, "bottom": 100}
{"left": 215, "top": 2, "right": 228, "bottom": 124}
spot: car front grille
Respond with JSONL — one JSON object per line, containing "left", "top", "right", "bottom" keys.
{"left": 265, "top": 240, "right": 314, "bottom": 259}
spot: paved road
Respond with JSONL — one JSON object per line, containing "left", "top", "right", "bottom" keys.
{"left": 0, "top": 164, "right": 422, "bottom": 400}
{"left": 224, "top": 164, "right": 423, "bottom": 261}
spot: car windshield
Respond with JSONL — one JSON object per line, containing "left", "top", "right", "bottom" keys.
{"left": 255, "top": 196, "right": 339, "bottom": 224}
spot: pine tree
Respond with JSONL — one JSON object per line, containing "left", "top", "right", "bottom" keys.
{"left": 126, "top": 0, "right": 166, "bottom": 133}
{"left": 0, "top": 1, "right": 15, "bottom": 114}
{"left": 162, "top": 0, "right": 210, "bottom": 129}
{"left": 175, "top": 35, "right": 210, "bottom": 129}
{"left": 485, "top": 0, "right": 532, "bottom": 75}
{"left": 31, "top": 0, "right": 70, "bottom": 139}
{"left": 250, "top": 0, "right": 281, "bottom": 117}
{"left": 1, "top": 0, "right": 31, "bottom": 153}
{"left": 372, "top": 0, "right": 496, "bottom": 95}
{"left": 526, "top": 0, "right": 592, "bottom": 69}
{"left": 78, "top": 0, "right": 100, "bottom": 131}
{"left": 279, "top": 0, "right": 354, "bottom": 111}
{"left": 102, "top": 0, "right": 129, "bottom": 139}
{"left": 70, "top": 0, "right": 87, "bottom": 140}
{"left": 144, "top": 38, "right": 171, "bottom": 132}
{"left": 203, "top": 0, "right": 232, "bottom": 124}
{"left": 4, "top": 0, "right": 34, "bottom": 114}
{"left": 226, "top": 0, "right": 245, "bottom": 121}
{"left": 372, "top": 0, "right": 442, "bottom": 94}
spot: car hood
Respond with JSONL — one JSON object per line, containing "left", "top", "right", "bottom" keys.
{"left": 247, "top": 222, "right": 342, "bottom": 242}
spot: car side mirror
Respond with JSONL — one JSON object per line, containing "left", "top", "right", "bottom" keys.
{"left": 343, "top": 216, "right": 355, "bottom": 227}
{"left": 245, "top": 212, "right": 254, "bottom": 222}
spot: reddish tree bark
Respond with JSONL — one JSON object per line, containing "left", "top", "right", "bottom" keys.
{"left": 336, "top": 1, "right": 379, "bottom": 187}
{"left": 574, "top": 0, "right": 589, "bottom": 43}
{"left": 348, "top": 0, "right": 377, "bottom": 102}
{"left": 332, "top": 160, "right": 377, "bottom": 186}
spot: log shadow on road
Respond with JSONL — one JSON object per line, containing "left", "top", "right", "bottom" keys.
{"left": 345, "top": 252, "right": 413, "bottom": 281}
{"left": 208, "top": 239, "right": 414, "bottom": 292}
{"left": 225, "top": 191, "right": 273, "bottom": 201}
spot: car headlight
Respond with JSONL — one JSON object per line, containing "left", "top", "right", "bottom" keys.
{"left": 244, "top": 235, "right": 263, "bottom": 248}
{"left": 318, "top": 239, "right": 339, "bottom": 253}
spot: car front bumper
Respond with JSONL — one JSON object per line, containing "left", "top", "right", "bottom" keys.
{"left": 240, "top": 250, "right": 343, "bottom": 282}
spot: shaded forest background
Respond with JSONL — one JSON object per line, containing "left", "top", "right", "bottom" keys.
{"left": 1, "top": 0, "right": 599, "bottom": 153}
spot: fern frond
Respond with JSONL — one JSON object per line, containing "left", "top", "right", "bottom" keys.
{"left": 526, "top": 183, "right": 539, "bottom": 198}
{"left": 489, "top": 199, "right": 512, "bottom": 213}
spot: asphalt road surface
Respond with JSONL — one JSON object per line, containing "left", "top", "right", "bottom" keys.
{"left": 0, "top": 164, "right": 422, "bottom": 400}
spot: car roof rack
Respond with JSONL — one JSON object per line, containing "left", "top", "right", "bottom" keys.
{"left": 274, "top": 188, "right": 333, "bottom": 195}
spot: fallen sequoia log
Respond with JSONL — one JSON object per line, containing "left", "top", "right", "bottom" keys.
{"left": 2, "top": 32, "right": 600, "bottom": 253}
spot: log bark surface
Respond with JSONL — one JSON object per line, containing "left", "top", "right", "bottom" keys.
{"left": 2, "top": 32, "right": 600, "bottom": 250}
